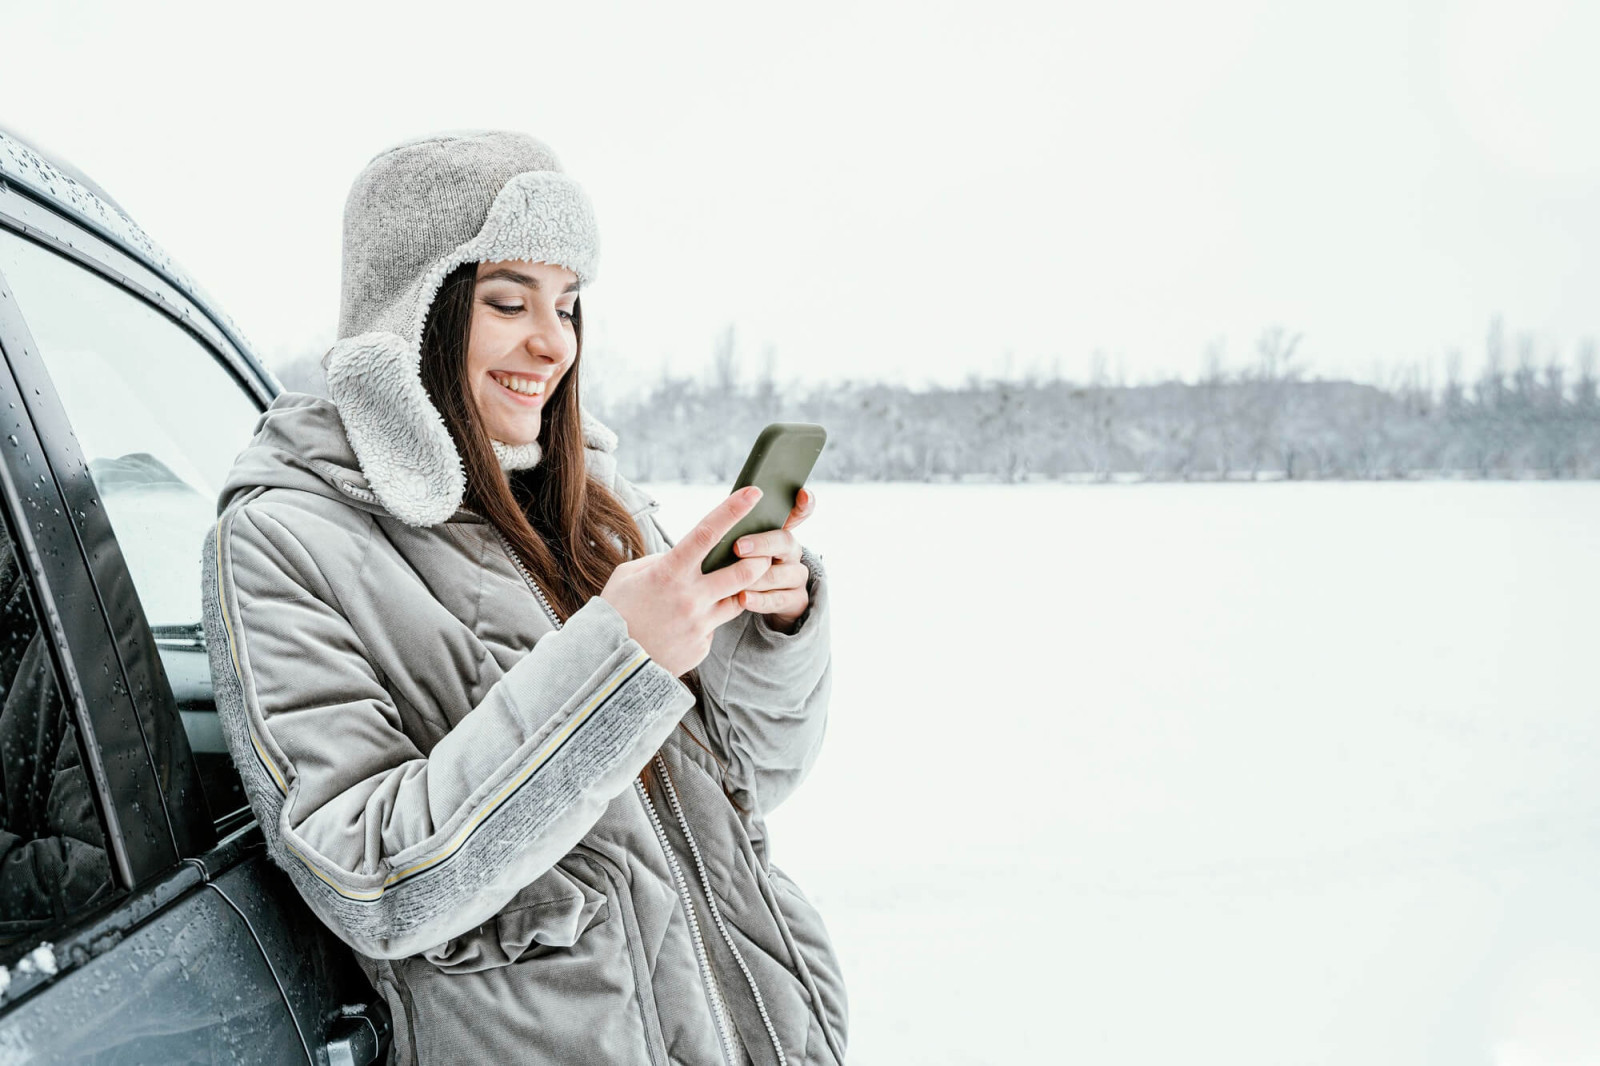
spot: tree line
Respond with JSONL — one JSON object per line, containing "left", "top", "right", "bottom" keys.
{"left": 273, "top": 318, "right": 1600, "bottom": 483}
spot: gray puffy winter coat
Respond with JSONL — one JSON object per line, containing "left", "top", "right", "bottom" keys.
{"left": 200, "top": 392, "right": 847, "bottom": 1065}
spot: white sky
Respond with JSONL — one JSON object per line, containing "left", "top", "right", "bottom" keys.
{"left": 3, "top": 0, "right": 1598, "bottom": 394}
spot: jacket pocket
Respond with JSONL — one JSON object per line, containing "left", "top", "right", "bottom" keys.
{"left": 398, "top": 849, "right": 670, "bottom": 1066}
{"left": 769, "top": 863, "right": 850, "bottom": 1061}
{"left": 569, "top": 844, "right": 671, "bottom": 1066}
{"left": 419, "top": 859, "right": 607, "bottom": 973}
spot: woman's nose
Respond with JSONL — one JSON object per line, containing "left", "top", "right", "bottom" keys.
{"left": 523, "top": 309, "right": 570, "bottom": 363}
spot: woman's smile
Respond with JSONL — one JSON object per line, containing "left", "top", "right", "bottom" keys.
{"left": 488, "top": 369, "right": 549, "bottom": 404}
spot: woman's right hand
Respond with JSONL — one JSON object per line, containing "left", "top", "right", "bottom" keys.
{"left": 600, "top": 486, "right": 773, "bottom": 677}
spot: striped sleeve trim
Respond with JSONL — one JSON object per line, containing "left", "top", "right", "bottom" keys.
{"left": 203, "top": 508, "right": 691, "bottom": 948}
{"left": 284, "top": 652, "right": 648, "bottom": 900}
{"left": 290, "top": 653, "right": 685, "bottom": 945}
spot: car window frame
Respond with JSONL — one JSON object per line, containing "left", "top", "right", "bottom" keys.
{"left": 0, "top": 294, "right": 135, "bottom": 893}
{"left": 0, "top": 182, "right": 276, "bottom": 875}
{"left": 0, "top": 173, "right": 276, "bottom": 403}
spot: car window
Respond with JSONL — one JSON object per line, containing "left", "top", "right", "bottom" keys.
{"left": 0, "top": 230, "right": 261, "bottom": 828}
{"left": 0, "top": 489, "right": 118, "bottom": 956}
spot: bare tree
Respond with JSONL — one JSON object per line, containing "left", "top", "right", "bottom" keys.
{"left": 711, "top": 323, "right": 739, "bottom": 395}
{"left": 1477, "top": 315, "right": 1506, "bottom": 410}
{"left": 750, "top": 343, "right": 782, "bottom": 428}
{"left": 1576, "top": 339, "right": 1598, "bottom": 409}
{"left": 1195, "top": 339, "right": 1239, "bottom": 478}
{"left": 1513, "top": 332, "right": 1539, "bottom": 406}
{"left": 1070, "top": 350, "right": 1118, "bottom": 481}
{"left": 1442, "top": 348, "right": 1465, "bottom": 413}
{"left": 1241, "top": 326, "right": 1303, "bottom": 478}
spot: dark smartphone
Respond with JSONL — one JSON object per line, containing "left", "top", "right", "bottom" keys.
{"left": 701, "top": 422, "right": 827, "bottom": 573}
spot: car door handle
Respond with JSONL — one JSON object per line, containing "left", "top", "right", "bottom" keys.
{"left": 322, "top": 1001, "right": 392, "bottom": 1066}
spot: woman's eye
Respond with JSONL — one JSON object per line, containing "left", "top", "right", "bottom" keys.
{"left": 487, "top": 302, "right": 523, "bottom": 315}
{"left": 558, "top": 309, "right": 575, "bottom": 322}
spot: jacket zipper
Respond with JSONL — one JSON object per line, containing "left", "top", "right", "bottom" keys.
{"left": 653, "top": 753, "right": 788, "bottom": 1066}
{"left": 334, "top": 479, "right": 380, "bottom": 504}
{"left": 495, "top": 525, "right": 744, "bottom": 1064}
{"left": 332, "top": 486, "right": 563, "bottom": 628}
{"left": 492, "top": 528, "right": 564, "bottom": 630}
{"left": 343, "top": 485, "right": 649, "bottom": 632}
{"left": 637, "top": 777, "right": 742, "bottom": 1066}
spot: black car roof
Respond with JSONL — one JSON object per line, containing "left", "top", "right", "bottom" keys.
{"left": 0, "top": 123, "right": 267, "bottom": 381}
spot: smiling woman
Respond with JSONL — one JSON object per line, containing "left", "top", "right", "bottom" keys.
{"left": 201, "top": 130, "right": 845, "bottom": 1065}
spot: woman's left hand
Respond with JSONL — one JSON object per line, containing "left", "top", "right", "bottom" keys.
{"left": 732, "top": 487, "right": 817, "bottom": 634}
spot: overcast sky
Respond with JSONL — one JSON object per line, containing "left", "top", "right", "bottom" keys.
{"left": 3, "top": 0, "right": 1598, "bottom": 395}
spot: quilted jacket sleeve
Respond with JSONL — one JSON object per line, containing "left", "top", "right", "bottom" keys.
{"left": 642, "top": 507, "right": 833, "bottom": 825}
{"left": 201, "top": 499, "right": 695, "bottom": 960}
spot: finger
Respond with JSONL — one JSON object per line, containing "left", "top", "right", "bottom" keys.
{"left": 741, "top": 562, "right": 810, "bottom": 593}
{"left": 702, "top": 553, "right": 772, "bottom": 601}
{"left": 734, "top": 529, "right": 800, "bottom": 565}
{"left": 708, "top": 592, "right": 747, "bottom": 629}
{"left": 669, "top": 486, "right": 762, "bottom": 573}
{"left": 781, "top": 487, "right": 816, "bottom": 532}
{"left": 739, "top": 586, "right": 809, "bottom": 616}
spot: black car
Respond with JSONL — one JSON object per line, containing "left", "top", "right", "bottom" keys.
{"left": 0, "top": 125, "right": 390, "bottom": 1064}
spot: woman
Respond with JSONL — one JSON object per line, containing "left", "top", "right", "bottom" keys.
{"left": 201, "top": 130, "right": 847, "bottom": 1065}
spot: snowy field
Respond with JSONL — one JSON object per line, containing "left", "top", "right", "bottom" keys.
{"left": 641, "top": 481, "right": 1600, "bottom": 1066}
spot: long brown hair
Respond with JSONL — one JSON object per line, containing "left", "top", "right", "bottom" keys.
{"left": 418, "top": 262, "right": 709, "bottom": 791}
{"left": 419, "top": 261, "right": 642, "bottom": 617}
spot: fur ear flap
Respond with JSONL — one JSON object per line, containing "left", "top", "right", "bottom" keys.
{"left": 325, "top": 331, "right": 466, "bottom": 527}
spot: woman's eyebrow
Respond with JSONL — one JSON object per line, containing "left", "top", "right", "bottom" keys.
{"left": 478, "top": 267, "right": 580, "bottom": 293}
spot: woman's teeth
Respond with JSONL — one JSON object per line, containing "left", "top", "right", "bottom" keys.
{"left": 493, "top": 373, "right": 545, "bottom": 396}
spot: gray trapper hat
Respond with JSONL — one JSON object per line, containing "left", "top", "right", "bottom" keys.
{"left": 323, "top": 129, "right": 616, "bottom": 527}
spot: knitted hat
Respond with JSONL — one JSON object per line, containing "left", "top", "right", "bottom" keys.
{"left": 323, "top": 129, "right": 614, "bottom": 527}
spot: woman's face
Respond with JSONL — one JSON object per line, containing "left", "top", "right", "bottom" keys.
{"left": 466, "top": 259, "right": 580, "bottom": 446}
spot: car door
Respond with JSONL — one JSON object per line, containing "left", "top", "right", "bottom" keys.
{"left": 0, "top": 185, "right": 385, "bottom": 1064}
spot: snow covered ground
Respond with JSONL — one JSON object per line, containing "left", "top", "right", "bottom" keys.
{"left": 641, "top": 480, "right": 1600, "bottom": 1066}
